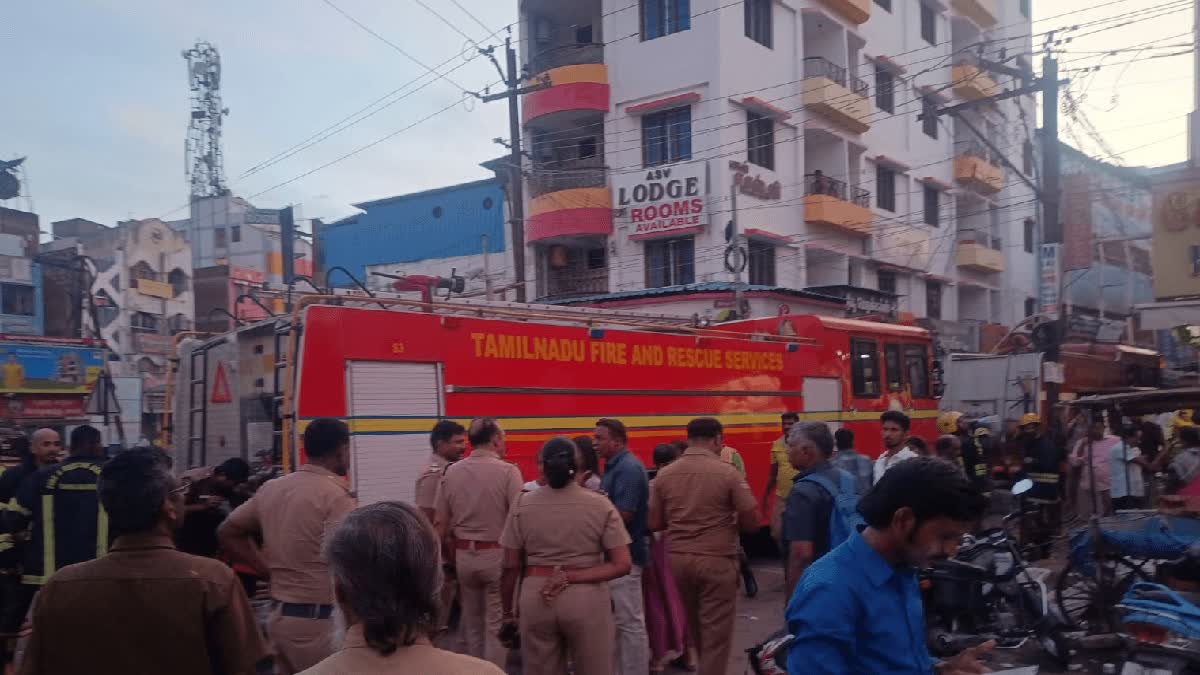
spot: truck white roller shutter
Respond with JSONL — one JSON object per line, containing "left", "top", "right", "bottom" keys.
{"left": 346, "top": 361, "right": 442, "bottom": 506}
{"left": 802, "top": 377, "right": 842, "bottom": 428}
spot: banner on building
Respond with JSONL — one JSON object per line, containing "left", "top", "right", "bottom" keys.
{"left": 1038, "top": 244, "right": 1061, "bottom": 319}
{"left": 2, "top": 396, "right": 88, "bottom": 420}
{"left": 614, "top": 162, "right": 708, "bottom": 239}
{"left": 1062, "top": 174, "right": 1094, "bottom": 271}
{"left": 0, "top": 342, "right": 104, "bottom": 394}
{"left": 136, "top": 278, "right": 174, "bottom": 299}
{"left": 135, "top": 333, "right": 173, "bottom": 355}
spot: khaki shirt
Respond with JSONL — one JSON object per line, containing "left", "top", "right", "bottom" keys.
{"left": 21, "top": 533, "right": 268, "bottom": 675}
{"left": 650, "top": 447, "right": 758, "bottom": 558}
{"left": 224, "top": 463, "right": 356, "bottom": 604}
{"left": 300, "top": 625, "right": 503, "bottom": 675}
{"left": 434, "top": 449, "right": 522, "bottom": 542}
{"left": 414, "top": 453, "right": 450, "bottom": 512}
{"left": 500, "top": 482, "right": 630, "bottom": 567}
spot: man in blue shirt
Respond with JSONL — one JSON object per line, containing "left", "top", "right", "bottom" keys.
{"left": 596, "top": 418, "right": 650, "bottom": 675}
{"left": 786, "top": 457, "right": 993, "bottom": 675}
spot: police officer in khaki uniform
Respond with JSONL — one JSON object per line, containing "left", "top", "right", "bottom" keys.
{"left": 649, "top": 418, "right": 760, "bottom": 675}
{"left": 434, "top": 417, "right": 522, "bottom": 668}
{"left": 220, "top": 418, "right": 357, "bottom": 675}
{"left": 499, "top": 437, "right": 632, "bottom": 675}
{"left": 415, "top": 420, "right": 466, "bottom": 637}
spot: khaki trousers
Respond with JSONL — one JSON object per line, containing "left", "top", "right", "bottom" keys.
{"left": 520, "top": 577, "right": 613, "bottom": 675}
{"left": 456, "top": 547, "right": 507, "bottom": 667}
{"left": 267, "top": 606, "right": 335, "bottom": 675}
{"left": 669, "top": 552, "right": 738, "bottom": 675}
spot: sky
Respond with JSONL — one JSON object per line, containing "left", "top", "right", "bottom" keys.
{"left": 0, "top": 0, "right": 1194, "bottom": 229}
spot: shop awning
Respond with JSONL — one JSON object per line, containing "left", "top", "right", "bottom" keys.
{"left": 1136, "top": 300, "right": 1200, "bottom": 330}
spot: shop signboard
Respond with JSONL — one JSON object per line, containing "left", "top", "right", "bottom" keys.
{"left": 0, "top": 341, "right": 104, "bottom": 394}
{"left": 614, "top": 162, "right": 708, "bottom": 238}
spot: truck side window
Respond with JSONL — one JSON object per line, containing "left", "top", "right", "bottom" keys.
{"left": 851, "top": 338, "right": 881, "bottom": 398}
{"left": 884, "top": 344, "right": 902, "bottom": 392}
{"left": 904, "top": 345, "right": 930, "bottom": 398}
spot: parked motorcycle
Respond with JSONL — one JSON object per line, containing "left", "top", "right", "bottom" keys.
{"left": 921, "top": 479, "right": 1072, "bottom": 668}
{"left": 1118, "top": 544, "right": 1200, "bottom": 674}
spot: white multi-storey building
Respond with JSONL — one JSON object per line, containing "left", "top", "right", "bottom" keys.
{"left": 518, "top": 0, "right": 1039, "bottom": 350}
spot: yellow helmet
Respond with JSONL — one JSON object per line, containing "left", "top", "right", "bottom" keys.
{"left": 1019, "top": 413, "right": 1041, "bottom": 427}
{"left": 938, "top": 411, "right": 963, "bottom": 435}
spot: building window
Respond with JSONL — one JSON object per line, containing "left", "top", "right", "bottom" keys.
{"left": 214, "top": 227, "right": 227, "bottom": 249}
{"left": 874, "top": 64, "right": 894, "bottom": 113}
{"left": 0, "top": 284, "right": 33, "bottom": 317}
{"left": 927, "top": 280, "right": 942, "bottom": 319}
{"left": 579, "top": 137, "right": 598, "bottom": 159}
{"left": 576, "top": 24, "right": 593, "bottom": 43}
{"left": 1192, "top": 245, "right": 1200, "bottom": 276}
{"left": 168, "top": 313, "right": 192, "bottom": 334}
{"left": 923, "top": 185, "right": 940, "bottom": 226}
{"left": 231, "top": 225, "right": 241, "bottom": 243}
{"left": 878, "top": 269, "right": 897, "bottom": 294}
{"left": 1020, "top": 0, "right": 1030, "bottom": 18}
{"left": 746, "top": 112, "right": 774, "bottom": 170}
{"left": 587, "top": 247, "right": 606, "bottom": 270}
{"left": 1025, "top": 297, "right": 1036, "bottom": 317}
{"left": 875, "top": 0, "right": 892, "bottom": 10}
{"left": 748, "top": 240, "right": 776, "bottom": 285}
{"left": 876, "top": 165, "right": 896, "bottom": 212}
{"left": 641, "top": 0, "right": 690, "bottom": 41}
{"left": 131, "top": 312, "right": 160, "bottom": 332}
{"left": 1023, "top": 140, "right": 1034, "bottom": 175}
{"left": 168, "top": 268, "right": 189, "bottom": 297}
{"left": 850, "top": 339, "right": 881, "bottom": 398}
{"left": 642, "top": 106, "right": 692, "bottom": 167}
{"left": 1024, "top": 218, "right": 1035, "bottom": 253}
{"left": 645, "top": 236, "right": 695, "bottom": 287}
{"left": 922, "top": 97, "right": 939, "bottom": 138}
{"left": 432, "top": 206, "right": 443, "bottom": 218}
{"left": 744, "top": 0, "right": 771, "bottom": 48}
{"left": 920, "top": 3, "right": 936, "bottom": 45}
{"left": 130, "top": 261, "right": 155, "bottom": 282}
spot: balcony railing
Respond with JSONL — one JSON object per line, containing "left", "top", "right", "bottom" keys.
{"left": 805, "top": 173, "right": 870, "bottom": 207}
{"left": 956, "top": 139, "right": 996, "bottom": 164}
{"left": 958, "top": 228, "right": 1001, "bottom": 250}
{"left": 527, "top": 43, "right": 604, "bottom": 75}
{"left": 542, "top": 269, "right": 609, "bottom": 298}
{"left": 803, "top": 57, "right": 869, "bottom": 99}
{"left": 527, "top": 158, "right": 606, "bottom": 198}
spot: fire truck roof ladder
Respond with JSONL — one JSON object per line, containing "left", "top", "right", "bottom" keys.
{"left": 288, "top": 294, "right": 812, "bottom": 345}
{"left": 272, "top": 318, "right": 294, "bottom": 469}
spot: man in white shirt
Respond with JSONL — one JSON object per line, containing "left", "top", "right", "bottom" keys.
{"left": 1110, "top": 424, "right": 1150, "bottom": 511}
{"left": 874, "top": 411, "right": 918, "bottom": 484}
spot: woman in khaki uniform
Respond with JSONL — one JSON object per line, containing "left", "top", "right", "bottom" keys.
{"left": 499, "top": 437, "right": 632, "bottom": 675}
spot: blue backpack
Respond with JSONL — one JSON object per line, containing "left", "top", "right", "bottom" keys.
{"left": 799, "top": 470, "right": 866, "bottom": 551}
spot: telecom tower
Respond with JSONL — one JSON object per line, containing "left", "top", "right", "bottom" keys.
{"left": 182, "top": 42, "right": 229, "bottom": 200}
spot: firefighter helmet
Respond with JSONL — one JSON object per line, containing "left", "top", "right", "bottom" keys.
{"left": 1019, "top": 413, "right": 1041, "bottom": 427}
{"left": 938, "top": 411, "right": 963, "bottom": 435}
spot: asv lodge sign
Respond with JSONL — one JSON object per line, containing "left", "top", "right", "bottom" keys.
{"left": 614, "top": 162, "right": 708, "bottom": 239}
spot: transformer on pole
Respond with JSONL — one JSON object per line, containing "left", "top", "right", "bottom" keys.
{"left": 182, "top": 42, "right": 230, "bottom": 200}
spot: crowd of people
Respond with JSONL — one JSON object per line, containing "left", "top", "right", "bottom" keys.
{"left": 3, "top": 407, "right": 1193, "bottom": 674}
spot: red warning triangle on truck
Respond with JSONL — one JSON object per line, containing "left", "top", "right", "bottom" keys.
{"left": 210, "top": 363, "right": 232, "bottom": 403}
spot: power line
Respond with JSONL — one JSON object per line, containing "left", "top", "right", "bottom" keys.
{"left": 321, "top": 0, "right": 472, "bottom": 95}
{"left": 447, "top": 0, "right": 498, "bottom": 38}
{"left": 412, "top": 0, "right": 480, "bottom": 46}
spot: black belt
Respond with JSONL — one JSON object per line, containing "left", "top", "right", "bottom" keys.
{"left": 278, "top": 602, "right": 334, "bottom": 619}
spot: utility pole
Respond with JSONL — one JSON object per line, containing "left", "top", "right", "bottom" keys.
{"left": 729, "top": 180, "right": 747, "bottom": 318}
{"left": 479, "top": 35, "right": 549, "bottom": 303}
{"left": 920, "top": 37, "right": 1066, "bottom": 428}
{"left": 482, "top": 233, "right": 494, "bottom": 300}
{"left": 1040, "top": 43, "right": 1064, "bottom": 428}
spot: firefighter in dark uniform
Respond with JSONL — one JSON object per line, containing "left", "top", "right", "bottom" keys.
{"left": 941, "top": 412, "right": 990, "bottom": 494}
{"left": 11, "top": 425, "right": 108, "bottom": 597}
{"left": 0, "top": 432, "right": 59, "bottom": 666}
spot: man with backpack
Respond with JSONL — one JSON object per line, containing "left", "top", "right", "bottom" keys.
{"left": 781, "top": 422, "right": 862, "bottom": 597}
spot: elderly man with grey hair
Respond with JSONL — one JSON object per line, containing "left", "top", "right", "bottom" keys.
{"left": 300, "top": 501, "right": 505, "bottom": 675}
{"left": 781, "top": 422, "right": 856, "bottom": 597}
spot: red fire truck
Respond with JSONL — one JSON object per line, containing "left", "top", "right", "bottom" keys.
{"left": 267, "top": 298, "right": 938, "bottom": 508}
